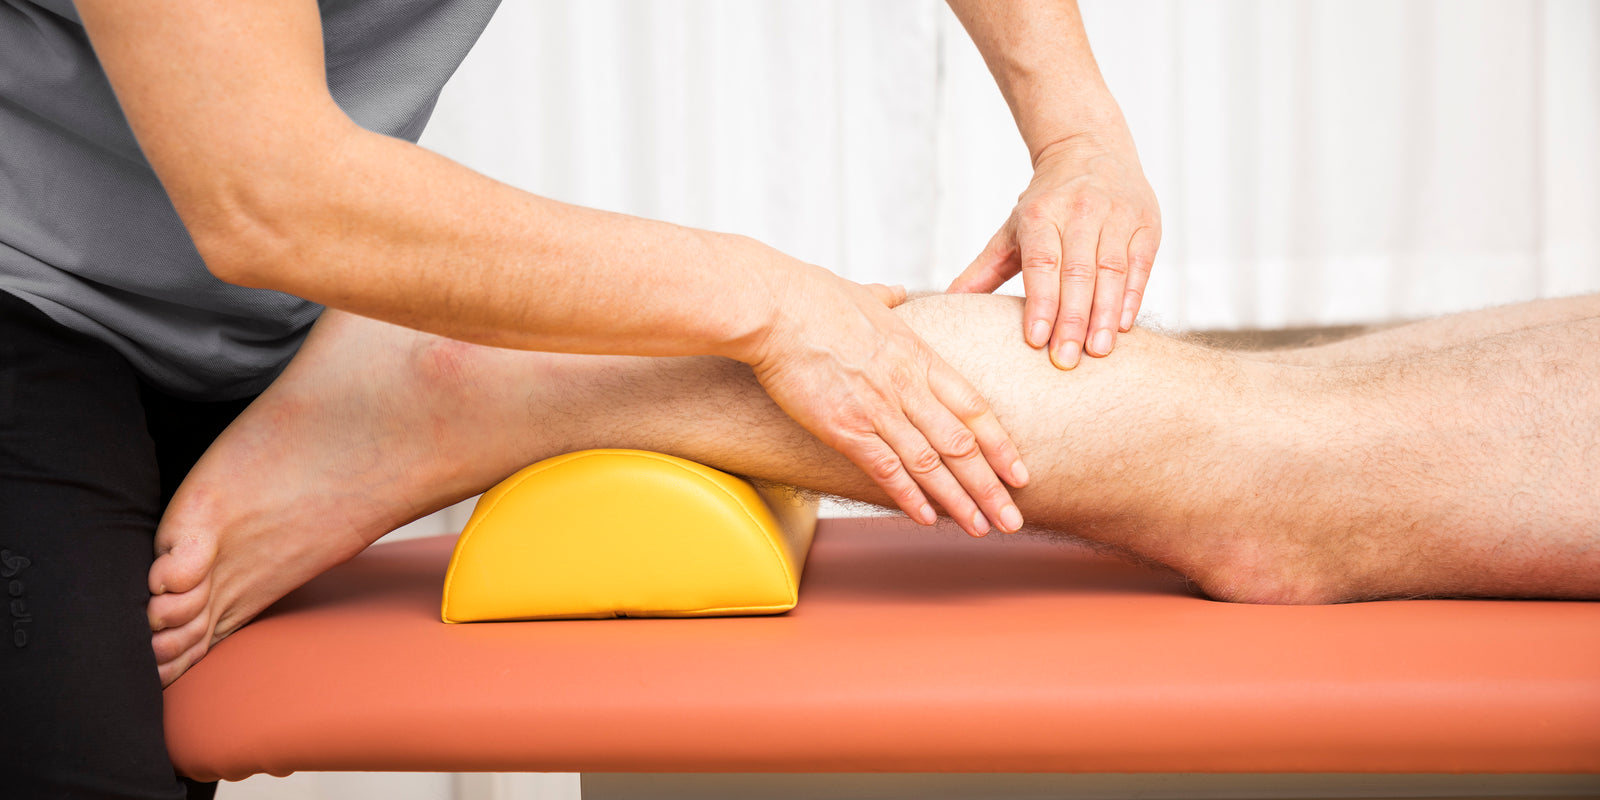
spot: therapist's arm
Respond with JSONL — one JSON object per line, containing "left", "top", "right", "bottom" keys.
{"left": 74, "top": 0, "right": 1028, "bottom": 536}
{"left": 945, "top": 0, "right": 1161, "bottom": 368}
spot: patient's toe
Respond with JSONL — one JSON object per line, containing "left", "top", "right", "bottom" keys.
{"left": 152, "top": 613, "right": 210, "bottom": 666}
{"left": 148, "top": 583, "right": 209, "bottom": 631}
{"left": 149, "top": 532, "right": 219, "bottom": 595}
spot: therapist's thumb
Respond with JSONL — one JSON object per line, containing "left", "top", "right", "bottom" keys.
{"left": 863, "top": 283, "right": 909, "bottom": 308}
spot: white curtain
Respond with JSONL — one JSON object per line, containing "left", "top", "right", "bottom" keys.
{"left": 419, "top": 0, "right": 1600, "bottom": 331}
{"left": 1101, "top": 0, "right": 1600, "bottom": 329}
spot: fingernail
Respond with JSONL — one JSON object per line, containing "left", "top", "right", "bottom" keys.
{"left": 999, "top": 504, "right": 1023, "bottom": 532}
{"left": 918, "top": 504, "right": 936, "bottom": 525}
{"left": 1028, "top": 320, "right": 1050, "bottom": 348}
{"left": 1090, "top": 329, "right": 1114, "bottom": 356}
{"left": 1120, "top": 308, "right": 1135, "bottom": 331}
{"left": 972, "top": 510, "right": 991, "bottom": 536}
{"left": 1051, "top": 341, "right": 1081, "bottom": 369}
{"left": 1011, "top": 459, "right": 1030, "bottom": 486}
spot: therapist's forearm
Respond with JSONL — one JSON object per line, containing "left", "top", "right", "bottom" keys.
{"left": 79, "top": 0, "right": 783, "bottom": 361}
{"left": 201, "top": 120, "right": 787, "bottom": 361}
{"left": 945, "top": 0, "right": 1125, "bottom": 164}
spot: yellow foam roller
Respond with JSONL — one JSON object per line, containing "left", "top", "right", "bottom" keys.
{"left": 441, "top": 449, "right": 818, "bottom": 622}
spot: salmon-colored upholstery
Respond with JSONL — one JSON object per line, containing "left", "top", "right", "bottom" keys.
{"left": 163, "top": 518, "right": 1600, "bottom": 781}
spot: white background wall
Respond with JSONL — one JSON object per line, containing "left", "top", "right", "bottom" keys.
{"left": 416, "top": 0, "right": 1600, "bottom": 330}
{"left": 222, "top": 2, "right": 1599, "bottom": 797}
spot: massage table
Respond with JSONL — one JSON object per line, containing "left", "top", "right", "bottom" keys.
{"left": 163, "top": 453, "right": 1600, "bottom": 799}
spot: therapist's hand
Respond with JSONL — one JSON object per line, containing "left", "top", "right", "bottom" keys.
{"left": 949, "top": 127, "right": 1160, "bottom": 369}
{"left": 750, "top": 267, "right": 1028, "bottom": 537}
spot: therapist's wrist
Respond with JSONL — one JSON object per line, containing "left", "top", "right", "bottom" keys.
{"left": 1025, "top": 106, "right": 1134, "bottom": 170}
{"left": 706, "top": 233, "right": 811, "bottom": 367}
{"left": 1012, "top": 80, "right": 1128, "bottom": 161}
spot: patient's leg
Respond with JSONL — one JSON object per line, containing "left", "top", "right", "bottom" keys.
{"left": 1249, "top": 293, "right": 1600, "bottom": 366}
{"left": 148, "top": 294, "right": 1600, "bottom": 685}
{"left": 575, "top": 297, "right": 1600, "bottom": 606}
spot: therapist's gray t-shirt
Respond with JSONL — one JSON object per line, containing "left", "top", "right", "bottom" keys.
{"left": 0, "top": 0, "right": 500, "bottom": 399}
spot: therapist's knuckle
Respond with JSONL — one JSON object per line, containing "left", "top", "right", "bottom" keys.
{"left": 1070, "top": 195, "right": 1104, "bottom": 220}
{"left": 1061, "top": 258, "right": 1097, "bottom": 282}
{"left": 889, "top": 486, "right": 923, "bottom": 510}
{"left": 905, "top": 446, "right": 945, "bottom": 477}
{"left": 1020, "top": 201, "right": 1056, "bottom": 226}
{"left": 829, "top": 403, "right": 868, "bottom": 429}
{"left": 1021, "top": 248, "right": 1059, "bottom": 274}
{"left": 973, "top": 480, "right": 1011, "bottom": 508}
{"left": 882, "top": 358, "right": 920, "bottom": 394}
{"left": 1057, "top": 308, "right": 1090, "bottom": 330}
{"left": 935, "top": 427, "right": 980, "bottom": 461}
{"left": 862, "top": 449, "right": 904, "bottom": 483}
{"left": 1097, "top": 255, "right": 1129, "bottom": 278}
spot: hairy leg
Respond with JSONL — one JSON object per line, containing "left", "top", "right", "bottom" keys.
{"left": 149, "top": 295, "right": 1600, "bottom": 684}
{"left": 552, "top": 296, "right": 1600, "bottom": 604}
{"left": 1246, "top": 293, "right": 1600, "bottom": 366}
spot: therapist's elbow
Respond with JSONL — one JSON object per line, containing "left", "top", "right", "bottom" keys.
{"left": 169, "top": 102, "right": 368, "bottom": 293}
{"left": 185, "top": 123, "right": 361, "bottom": 292}
{"left": 192, "top": 212, "right": 294, "bottom": 291}
{"left": 186, "top": 173, "right": 320, "bottom": 293}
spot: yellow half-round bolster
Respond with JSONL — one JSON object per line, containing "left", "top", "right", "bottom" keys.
{"left": 441, "top": 449, "right": 818, "bottom": 622}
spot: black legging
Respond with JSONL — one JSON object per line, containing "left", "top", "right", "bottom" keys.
{"left": 1, "top": 290, "right": 255, "bottom": 799}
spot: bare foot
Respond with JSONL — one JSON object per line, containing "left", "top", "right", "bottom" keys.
{"left": 148, "top": 311, "right": 581, "bottom": 685}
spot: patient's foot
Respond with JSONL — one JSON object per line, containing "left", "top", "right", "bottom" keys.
{"left": 147, "top": 311, "right": 578, "bottom": 686}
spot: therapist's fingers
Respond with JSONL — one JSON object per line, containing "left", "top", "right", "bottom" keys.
{"left": 1086, "top": 217, "right": 1135, "bottom": 357}
{"left": 894, "top": 365, "right": 1023, "bottom": 535}
{"left": 1016, "top": 210, "right": 1063, "bottom": 352}
{"left": 848, "top": 428, "right": 939, "bottom": 526}
{"left": 925, "top": 356, "right": 1026, "bottom": 488}
{"left": 1049, "top": 198, "right": 1104, "bottom": 369}
{"left": 948, "top": 223, "right": 1020, "bottom": 295}
{"left": 924, "top": 360, "right": 1027, "bottom": 532}
{"left": 1122, "top": 224, "right": 1162, "bottom": 331}
{"left": 876, "top": 415, "right": 992, "bottom": 537}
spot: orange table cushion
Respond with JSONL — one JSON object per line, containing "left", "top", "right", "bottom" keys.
{"left": 163, "top": 518, "right": 1600, "bottom": 781}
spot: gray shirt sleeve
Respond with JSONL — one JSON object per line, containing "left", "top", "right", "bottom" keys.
{"left": 0, "top": 0, "right": 501, "bottom": 400}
